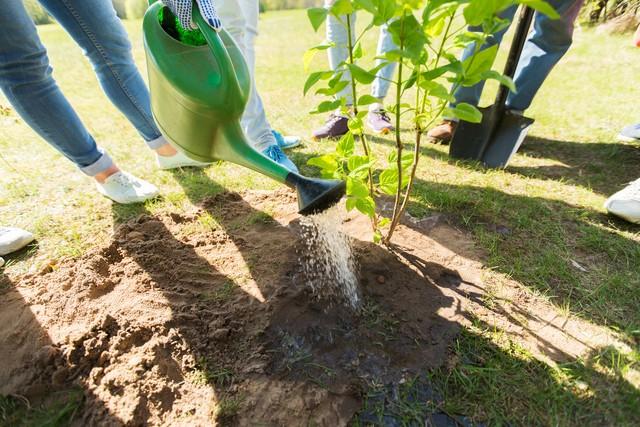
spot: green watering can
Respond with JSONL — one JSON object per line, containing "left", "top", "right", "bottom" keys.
{"left": 142, "top": 2, "right": 345, "bottom": 214}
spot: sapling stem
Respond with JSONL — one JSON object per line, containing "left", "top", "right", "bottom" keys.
{"left": 384, "top": 12, "right": 406, "bottom": 246}
{"left": 345, "top": 13, "right": 378, "bottom": 230}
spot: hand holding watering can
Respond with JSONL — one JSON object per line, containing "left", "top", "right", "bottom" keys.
{"left": 162, "top": 0, "right": 222, "bottom": 31}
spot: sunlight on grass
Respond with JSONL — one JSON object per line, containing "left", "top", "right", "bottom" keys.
{"left": 0, "top": 11, "right": 639, "bottom": 425}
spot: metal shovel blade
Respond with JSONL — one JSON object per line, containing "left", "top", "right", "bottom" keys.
{"left": 481, "top": 111, "right": 534, "bottom": 168}
{"left": 448, "top": 105, "right": 500, "bottom": 161}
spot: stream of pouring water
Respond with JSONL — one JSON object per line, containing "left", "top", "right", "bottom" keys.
{"left": 298, "top": 205, "right": 361, "bottom": 309}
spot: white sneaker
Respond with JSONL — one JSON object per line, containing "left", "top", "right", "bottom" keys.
{"left": 96, "top": 171, "right": 159, "bottom": 204}
{"left": 156, "top": 150, "right": 211, "bottom": 170}
{"left": 604, "top": 178, "right": 640, "bottom": 224}
{"left": 0, "top": 257, "right": 4, "bottom": 267}
{"left": 0, "top": 227, "right": 35, "bottom": 256}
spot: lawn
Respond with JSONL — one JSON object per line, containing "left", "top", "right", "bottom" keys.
{"left": 1, "top": 9, "right": 639, "bottom": 426}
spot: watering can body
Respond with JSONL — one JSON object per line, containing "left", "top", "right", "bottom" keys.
{"left": 142, "top": 3, "right": 345, "bottom": 214}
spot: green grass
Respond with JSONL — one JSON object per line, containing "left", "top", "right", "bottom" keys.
{"left": 1, "top": 10, "right": 639, "bottom": 425}
{"left": 0, "top": 390, "right": 83, "bottom": 427}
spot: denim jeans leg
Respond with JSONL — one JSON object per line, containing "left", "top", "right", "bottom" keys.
{"left": 216, "top": 0, "right": 276, "bottom": 151}
{"left": 506, "top": 0, "right": 584, "bottom": 111}
{"left": 325, "top": 0, "right": 355, "bottom": 106}
{"left": 0, "top": 0, "right": 112, "bottom": 175}
{"left": 39, "top": 0, "right": 163, "bottom": 146}
{"left": 370, "top": 23, "right": 397, "bottom": 101}
{"left": 452, "top": 5, "right": 518, "bottom": 108}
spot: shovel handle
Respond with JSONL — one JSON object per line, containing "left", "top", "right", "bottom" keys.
{"left": 495, "top": 6, "right": 535, "bottom": 110}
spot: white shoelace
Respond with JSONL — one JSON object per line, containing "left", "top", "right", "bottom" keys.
{"left": 107, "top": 173, "right": 139, "bottom": 189}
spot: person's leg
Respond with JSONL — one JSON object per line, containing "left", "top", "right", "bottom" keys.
{"left": 216, "top": 0, "right": 272, "bottom": 149}
{"left": 367, "top": 23, "right": 397, "bottom": 133}
{"left": 240, "top": 0, "right": 300, "bottom": 149}
{"left": 370, "top": 23, "right": 397, "bottom": 106}
{"left": 427, "top": 5, "right": 517, "bottom": 144}
{"left": 39, "top": 0, "right": 164, "bottom": 148}
{"left": 0, "top": 0, "right": 113, "bottom": 177}
{"left": 452, "top": 5, "right": 519, "bottom": 107}
{"left": 313, "top": 0, "right": 354, "bottom": 139}
{"left": 0, "top": 1, "right": 158, "bottom": 203}
{"left": 506, "top": 0, "right": 584, "bottom": 111}
{"left": 325, "top": 0, "right": 355, "bottom": 106}
{"left": 215, "top": 0, "right": 296, "bottom": 170}
{"left": 39, "top": 0, "right": 211, "bottom": 169}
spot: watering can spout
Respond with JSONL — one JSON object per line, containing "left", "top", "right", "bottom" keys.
{"left": 142, "top": 3, "right": 345, "bottom": 215}
{"left": 286, "top": 174, "right": 346, "bottom": 215}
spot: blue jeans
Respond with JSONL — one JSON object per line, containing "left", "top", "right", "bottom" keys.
{"left": 324, "top": 0, "right": 397, "bottom": 105}
{"left": 0, "top": 0, "right": 163, "bottom": 176}
{"left": 453, "top": 0, "right": 584, "bottom": 112}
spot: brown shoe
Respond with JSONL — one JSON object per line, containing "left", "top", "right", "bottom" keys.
{"left": 426, "top": 120, "right": 457, "bottom": 145}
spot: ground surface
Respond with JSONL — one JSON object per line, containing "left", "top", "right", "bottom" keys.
{"left": 1, "top": 9, "right": 639, "bottom": 427}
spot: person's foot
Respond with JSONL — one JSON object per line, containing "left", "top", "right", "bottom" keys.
{"left": 156, "top": 150, "right": 211, "bottom": 170}
{"left": 367, "top": 110, "right": 394, "bottom": 134}
{"left": 604, "top": 178, "right": 640, "bottom": 224}
{"left": 262, "top": 144, "right": 299, "bottom": 173}
{"left": 96, "top": 171, "right": 159, "bottom": 204}
{"left": 0, "top": 227, "right": 35, "bottom": 256}
{"left": 426, "top": 120, "right": 457, "bottom": 145}
{"left": 617, "top": 123, "right": 640, "bottom": 142}
{"left": 312, "top": 114, "right": 349, "bottom": 140}
{"left": 272, "top": 130, "right": 301, "bottom": 150}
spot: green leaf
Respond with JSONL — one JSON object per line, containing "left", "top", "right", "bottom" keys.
{"left": 357, "top": 95, "right": 381, "bottom": 106}
{"left": 303, "top": 71, "right": 333, "bottom": 96}
{"left": 347, "top": 177, "right": 370, "bottom": 198}
{"left": 480, "top": 70, "right": 516, "bottom": 92}
{"left": 330, "top": 0, "right": 354, "bottom": 16}
{"left": 311, "top": 99, "right": 342, "bottom": 114}
{"left": 518, "top": 0, "right": 560, "bottom": 19}
{"left": 353, "top": 42, "right": 363, "bottom": 60}
{"left": 316, "top": 80, "right": 350, "bottom": 96}
{"left": 303, "top": 43, "right": 332, "bottom": 72}
{"left": 348, "top": 155, "right": 373, "bottom": 179}
{"left": 378, "top": 217, "right": 391, "bottom": 228}
{"left": 356, "top": 197, "right": 376, "bottom": 218}
{"left": 346, "top": 63, "right": 376, "bottom": 84}
{"left": 348, "top": 116, "right": 365, "bottom": 134}
{"left": 307, "top": 154, "right": 338, "bottom": 172}
{"left": 388, "top": 14, "right": 428, "bottom": 61}
{"left": 346, "top": 196, "right": 358, "bottom": 212}
{"left": 379, "top": 168, "right": 404, "bottom": 195}
{"left": 336, "top": 133, "right": 355, "bottom": 158}
{"left": 444, "top": 102, "right": 483, "bottom": 123}
{"left": 462, "top": 44, "right": 498, "bottom": 77}
{"left": 307, "top": 7, "right": 328, "bottom": 32}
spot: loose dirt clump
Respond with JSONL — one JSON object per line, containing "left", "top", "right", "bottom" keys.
{"left": 5, "top": 189, "right": 622, "bottom": 425}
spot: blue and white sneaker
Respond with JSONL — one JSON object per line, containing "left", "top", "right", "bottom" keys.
{"left": 262, "top": 144, "right": 299, "bottom": 173}
{"left": 617, "top": 123, "right": 640, "bottom": 142}
{"left": 272, "top": 130, "right": 301, "bottom": 150}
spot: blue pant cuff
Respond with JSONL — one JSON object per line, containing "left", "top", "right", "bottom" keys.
{"left": 80, "top": 149, "right": 113, "bottom": 176}
{"left": 146, "top": 135, "right": 167, "bottom": 150}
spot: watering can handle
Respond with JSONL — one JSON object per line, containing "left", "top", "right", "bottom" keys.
{"left": 191, "top": 3, "right": 247, "bottom": 104}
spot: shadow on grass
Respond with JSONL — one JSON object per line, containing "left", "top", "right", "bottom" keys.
{"left": 408, "top": 178, "right": 640, "bottom": 343}
{"left": 512, "top": 136, "right": 640, "bottom": 196}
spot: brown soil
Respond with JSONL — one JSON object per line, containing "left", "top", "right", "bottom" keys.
{"left": 0, "top": 190, "right": 629, "bottom": 425}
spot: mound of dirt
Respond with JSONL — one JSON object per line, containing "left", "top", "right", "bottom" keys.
{"left": 0, "top": 190, "right": 478, "bottom": 426}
